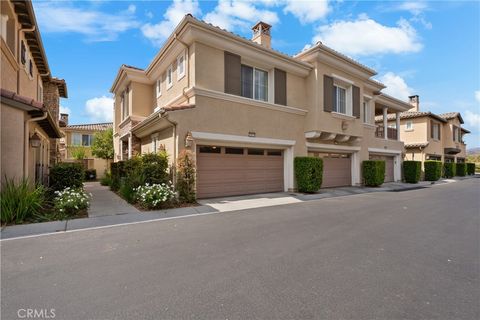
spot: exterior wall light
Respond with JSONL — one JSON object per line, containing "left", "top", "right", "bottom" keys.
{"left": 30, "top": 132, "right": 41, "bottom": 148}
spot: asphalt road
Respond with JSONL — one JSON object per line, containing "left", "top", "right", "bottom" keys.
{"left": 1, "top": 179, "right": 479, "bottom": 320}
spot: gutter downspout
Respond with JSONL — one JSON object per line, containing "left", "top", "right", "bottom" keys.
{"left": 161, "top": 111, "right": 178, "bottom": 186}
{"left": 174, "top": 33, "right": 190, "bottom": 103}
{"left": 17, "top": 25, "right": 36, "bottom": 94}
{"left": 24, "top": 112, "right": 47, "bottom": 179}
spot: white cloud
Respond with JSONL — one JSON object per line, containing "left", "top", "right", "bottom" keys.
{"left": 85, "top": 96, "right": 114, "bottom": 122}
{"left": 313, "top": 16, "right": 423, "bottom": 56}
{"left": 475, "top": 90, "right": 480, "bottom": 103}
{"left": 465, "top": 110, "right": 480, "bottom": 128}
{"left": 377, "top": 72, "right": 414, "bottom": 101}
{"left": 33, "top": 2, "right": 139, "bottom": 41}
{"left": 59, "top": 106, "right": 71, "bottom": 117}
{"left": 396, "top": 1, "right": 428, "bottom": 15}
{"left": 283, "top": 0, "right": 330, "bottom": 24}
{"left": 203, "top": 0, "right": 278, "bottom": 32}
{"left": 141, "top": 0, "right": 201, "bottom": 46}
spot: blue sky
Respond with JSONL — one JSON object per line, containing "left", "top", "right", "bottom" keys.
{"left": 32, "top": 0, "right": 480, "bottom": 148}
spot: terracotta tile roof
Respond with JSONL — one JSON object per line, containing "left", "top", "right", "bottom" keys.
{"left": 461, "top": 127, "right": 471, "bottom": 133}
{"left": 122, "top": 64, "right": 144, "bottom": 71}
{"left": 375, "top": 111, "right": 447, "bottom": 123}
{"left": 50, "top": 77, "right": 68, "bottom": 98}
{"left": 65, "top": 123, "right": 113, "bottom": 131}
{"left": 405, "top": 142, "right": 430, "bottom": 149}
{"left": 438, "top": 112, "right": 464, "bottom": 124}
{"left": 1, "top": 88, "right": 44, "bottom": 110}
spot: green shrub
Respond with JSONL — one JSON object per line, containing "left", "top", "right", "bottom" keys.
{"left": 1, "top": 178, "right": 46, "bottom": 224}
{"left": 424, "top": 161, "right": 442, "bottom": 181}
{"left": 403, "top": 160, "right": 422, "bottom": 183}
{"left": 363, "top": 160, "right": 385, "bottom": 187}
{"left": 140, "top": 152, "right": 169, "bottom": 184}
{"left": 294, "top": 157, "right": 323, "bottom": 193}
{"left": 119, "top": 178, "right": 136, "bottom": 204}
{"left": 134, "top": 183, "right": 175, "bottom": 209}
{"left": 53, "top": 187, "right": 90, "bottom": 218}
{"left": 467, "top": 163, "right": 475, "bottom": 175}
{"left": 100, "top": 172, "right": 112, "bottom": 186}
{"left": 176, "top": 150, "right": 196, "bottom": 203}
{"left": 110, "top": 161, "right": 125, "bottom": 191}
{"left": 49, "top": 162, "right": 84, "bottom": 191}
{"left": 443, "top": 162, "right": 456, "bottom": 178}
{"left": 85, "top": 169, "right": 97, "bottom": 181}
{"left": 456, "top": 163, "right": 467, "bottom": 177}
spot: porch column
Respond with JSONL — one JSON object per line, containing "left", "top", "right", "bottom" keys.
{"left": 396, "top": 112, "right": 401, "bottom": 140}
{"left": 128, "top": 134, "right": 132, "bottom": 159}
{"left": 383, "top": 106, "right": 388, "bottom": 140}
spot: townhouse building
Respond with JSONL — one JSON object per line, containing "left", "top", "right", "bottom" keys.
{"left": 376, "top": 95, "right": 470, "bottom": 165}
{"left": 111, "top": 16, "right": 411, "bottom": 198}
{"left": 58, "top": 113, "right": 113, "bottom": 178}
{"left": 1, "top": 0, "right": 67, "bottom": 187}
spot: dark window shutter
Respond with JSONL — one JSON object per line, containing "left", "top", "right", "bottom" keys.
{"left": 452, "top": 126, "right": 455, "bottom": 141}
{"left": 323, "top": 75, "right": 334, "bottom": 112}
{"left": 274, "top": 68, "right": 286, "bottom": 105}
{"left": 224, "top": 51, "right": 241, "bottom": 96}
{"left": 352, "top": 85, "right": 360, "bottom": 118}
{"left": 438, "top": 124, "right": 441, "bottom": 140}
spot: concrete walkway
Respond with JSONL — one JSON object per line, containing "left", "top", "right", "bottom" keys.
{"left": 1, "top": 176, "right": 477, "bottom": 240}
{"left": 84, "top": 182, "right": 139, "bottom": 217}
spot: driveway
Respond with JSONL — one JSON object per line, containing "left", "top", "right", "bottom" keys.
{"left": 1, "top": 179, "right": 479, "bottom": 319}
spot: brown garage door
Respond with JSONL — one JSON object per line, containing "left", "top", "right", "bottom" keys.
{"left": 196, "top": 146, "right": 284, "bottom": 198}
{"left": 369, "top": 154, "right": 394, "bottom": 182}
{"left": 315, "top": 153, "right": 351, "bottom": 188}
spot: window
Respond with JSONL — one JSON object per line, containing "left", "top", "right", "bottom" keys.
{"left": 72, "top": 133, "right": 93, "bottom": 146}
{"left": 333, "top": 85, "right": 347, "bottom": 114}
{"left": 199, "top": 146, "right": 221, "bottom": 153}
{"left": 405, "top": 121, "right": 413, "bottom": 131}
{"left": 241, "top": 65, "right": 268, "bottom": 102}
{"left": 167, "top": 65, "right": 173, "bottom": 89}
{"left": 225, "top": 147, "right": 243, "bottom": 155}
{"left": 432, "top": 123, "right": 440, "bottom": 140}
{"left": 28, "top": 59, "right": 33, "bottom": 77}
{"left": 363, "top": 100, "right": 371, "bottom": 123}
{"left": 248, "top": 148, "right": 264, "bottom": 155}
{"left": 21, "top": 41, "right": 26, "bottom": 65}
{"left": 267, "top": 150, "right": 282, "bottom": 156}
{"left": 453, "top": 126, "right": 458, "bottom": 142}
{"left": 37, "top": 84, "right": 43, "bottom": 102}
{"left": 156, "top": 79, "right": 161, "bottom": 98}
{"left": 0, "top": 14, "right": 7, "bottom": 42}
{"left": 177, "top": 51, "right": 185, "bottom": 80}
{"left": 122, "top": 88, "right": 129, "bottom": 120}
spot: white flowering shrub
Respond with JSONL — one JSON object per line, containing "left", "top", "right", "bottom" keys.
{"left": 134, "top": 183, "right": 175, "bottom": 209}
{"left": 54, "top": 187, "right": 90, "bottom": 217}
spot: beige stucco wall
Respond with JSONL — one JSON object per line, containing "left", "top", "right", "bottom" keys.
{"left": 132, "top": 82, "right": 154, "bottom": 117}
{"left": 194, "top": 42, "right": 223, "bottom": 92}
{"left": 1, "top": 104, "right": 25, "bottom": 185}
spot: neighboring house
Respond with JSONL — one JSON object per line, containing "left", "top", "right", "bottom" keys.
{"left": 375, "top": 95, "right": 470, "bottom": 165}
{"left": 58, "top": 114, "right": 113, "bottom": 178}
{"left": 1, "top": 0, "right": 67, "bottom": 188}
{"left": 111, "top": 16, "right": 411, "bottom": 199}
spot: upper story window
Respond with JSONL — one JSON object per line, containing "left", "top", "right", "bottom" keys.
{"left": 28, "top": 59, "right": 33, "bottom": 76}
{"left": 241, "top": 65, "right": 268, "bottom": 102}
{"left": 177, "top": 51, "right": 185, "bottom": 80}
{"left": 1, "top": 8, "right": 15, "bottom": 56}
{"left": 121, "top": 88, "right": 129, "bottom": 120}
{"left": 431, "top": 122, "right": 440, "bottom": 140}
{"left": 166, "top": 65, "right": 173, "bottom": 89}
{"left": 333, "top": 85, "right": 347, "bottom": 114}
{"left": 156, "top": 79, "right": 161, "bottom": 98}
{"left": 21, "top": 41, "right": 26, "bottom": 64}
{"left": 453, "top": 126, "right": 462, "bottom": 142}
{"left": 72, "top": 133, "right": 93, "bottom": 146}
{"left": 405, "top": 120, "right": 413, "bottom": 131}
{"left": 363, "top": 99, "right": 371, "bottom": 124}
{"left": 37, "top": 84, "right": 43, "bottom": 102}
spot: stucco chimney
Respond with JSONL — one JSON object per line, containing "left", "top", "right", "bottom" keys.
{"left": 252, "top": 21, "right": 271, "bottom": 49}
{"left": 60, "top": 113, "right": 69, "bottom": 126}
{"left": 408, "top": 95, "right": 419, "bottom": 112}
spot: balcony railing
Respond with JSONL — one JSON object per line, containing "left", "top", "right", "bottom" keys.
{"left": 375, "top": 126, "right": 398, "bottom": 140}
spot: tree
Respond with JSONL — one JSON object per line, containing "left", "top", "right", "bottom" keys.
{"left": 92, "top": 128, "right": 114, "bottom": 160}
{"left": 70, "top": 146, "right": 86, "bottom": 160}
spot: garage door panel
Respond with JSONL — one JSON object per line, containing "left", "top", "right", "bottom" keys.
{"left": 321, "top": 157, "right": 351, "bottom": 188}
{"left": 197, "top": 147, "right": 284, "bottom": 198}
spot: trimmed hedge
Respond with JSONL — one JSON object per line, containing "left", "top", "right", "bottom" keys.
{"left": 456, "top": 163, "right": 467, "bottom": 177}
{"left": 294, "top": 157, "right": 323, "bottom": 193}
{"left": 85, "top": 169, "right": 97, "bottom": 181}
{"left": 467, "top": 163, "right": 475, "bottom": 175}
{"left": 443, "top": 162, "right": 456, "bottom": 178}
{"left": 403, "top": 160, "right": 421, "bottom": 183}
{"left": 424, "top": 160, "right": 442, "bottom": 181}
{"left": 362, "top": 160, "right": 385, "bottom": 187}
{"left": 110, "top": 161, "right": 125, "bottom": 191}
{"left": 49, "top": 162, "right": 84, "bottom": 191}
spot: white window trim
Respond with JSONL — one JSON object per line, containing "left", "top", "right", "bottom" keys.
{"left": 156, "top": 79, "right": 161, "bottom": 98}
{"left": 333, "top": 84, "right": 352, "bottom": 116}
{"left": 405, "top": 120, "right": 414, "bottom": 131}
{"left": 166, "top": 65, "right": 173, "bottom": 90}
{"left": 241, "top": 64, "right": 269, "bottom": 103}
{"left": 363, "top": 99, "right": 371, "bottom": 124}
{"left": 177, "top": 51, "right": 186, "bottom": 81}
